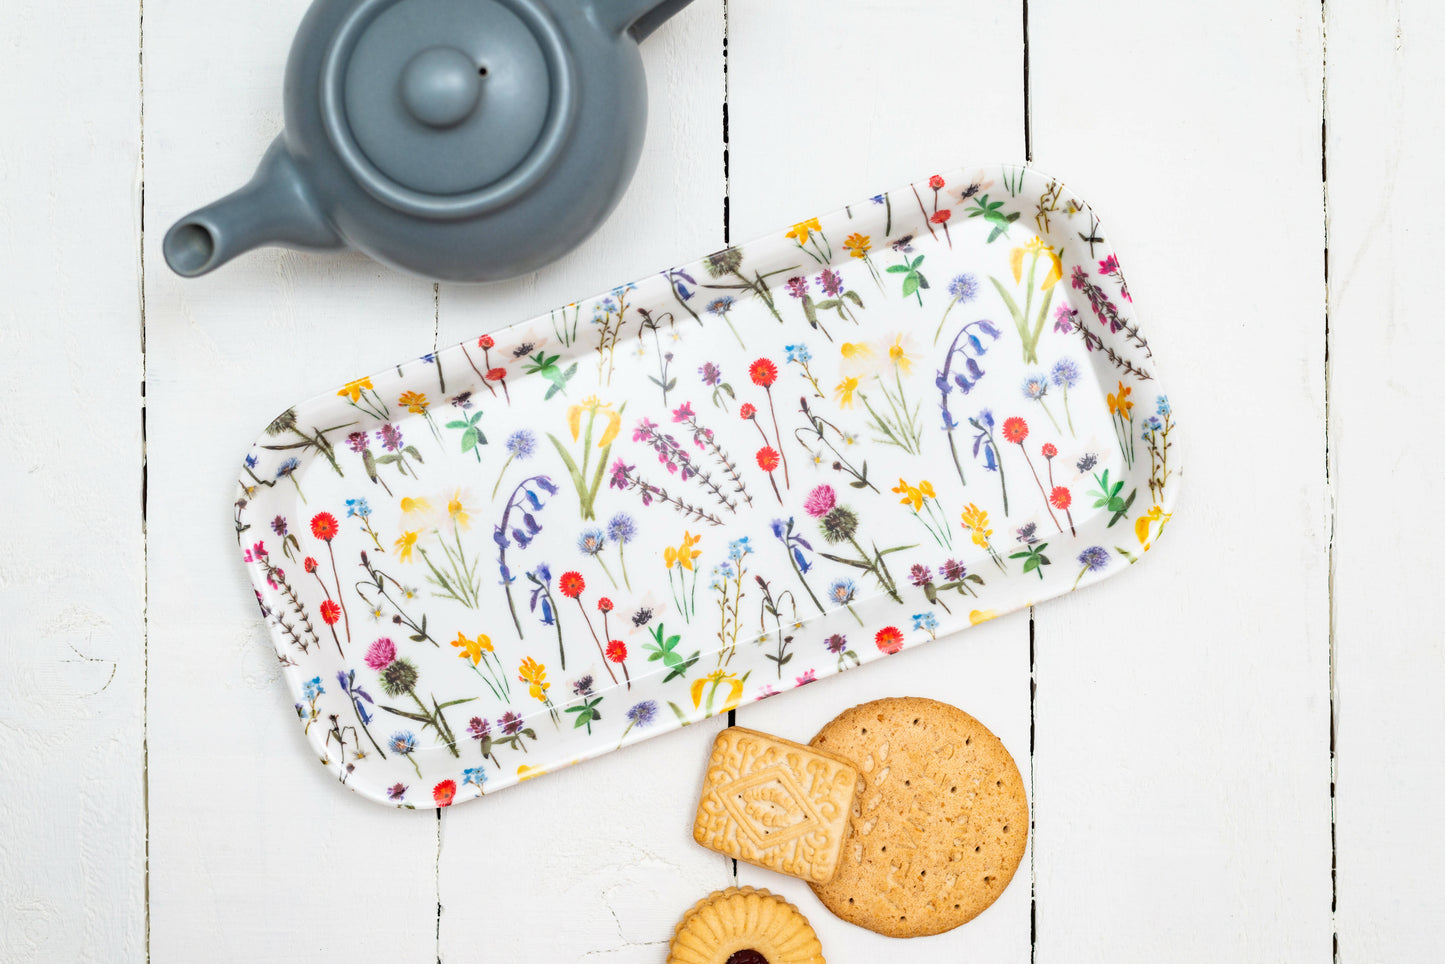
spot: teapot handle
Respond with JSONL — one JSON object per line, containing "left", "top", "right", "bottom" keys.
{"left": 588, "top": 0, "right": 695, "bottom": 40}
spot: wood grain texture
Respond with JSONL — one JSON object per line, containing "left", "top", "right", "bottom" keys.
{"left": 0, "top": 0, "right": 145, "bottom": 959}
{"left": 1327, "top": 1, "right": 1445, "bottom": 958}
{"left": 726, "top": 1, "right": 1030, "bottom": 959}
{"left": 1029, "top": 1, "right": 1332, "bottom": 959}
{"left": 141, "top": 0, "right": 439, "bottom": 958}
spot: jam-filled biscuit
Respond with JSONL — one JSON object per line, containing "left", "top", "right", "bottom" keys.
{"left": 808, "top": 697, "right": 1028, "bottom": 937}
{"left": 667, "top": 886, "right": 825, "bottom": 964}
{"left": 693, "top": 727, "right": 861, "bottom": 884}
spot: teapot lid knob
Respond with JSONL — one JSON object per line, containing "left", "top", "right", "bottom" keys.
{"left": 325, "top": 0, "right": 571, "bottom": 205}
{"left": 399, "top": 46, "right": 485, "bottom": 129}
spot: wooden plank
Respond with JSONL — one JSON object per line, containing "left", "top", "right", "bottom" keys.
{"left": 433, "top": 6, "right": 735, "bottom": 961}
{"left": 1327, "top": 1, "right": 1445, "bottom": 957}
{"left": 1028, "top": 1, "right": 1332, "bottom": 959}
{"left": 142, "top": 0, "right": 440, "bottom": 957}
{"left": 726, "top": 2, "right": 1031, "bottom": 960}
{"left": 0, "top": 0, "right": 145, "bottom": 958}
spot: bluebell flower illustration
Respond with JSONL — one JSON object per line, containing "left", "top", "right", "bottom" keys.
{"left": 244, "top": 453, "right": 258, "bottom": 469}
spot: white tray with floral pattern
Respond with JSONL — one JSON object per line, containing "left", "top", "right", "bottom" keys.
{"left": 236, "top": 164, "right": 1178, "bottom": 809}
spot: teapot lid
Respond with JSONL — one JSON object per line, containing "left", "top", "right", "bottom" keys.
{"left": 321, "top": 0, "right": 576, "bottom": 217}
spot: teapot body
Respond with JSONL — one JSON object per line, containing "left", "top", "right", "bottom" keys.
{"left": 165, "top": 0, "right": 686, "bottom": 283}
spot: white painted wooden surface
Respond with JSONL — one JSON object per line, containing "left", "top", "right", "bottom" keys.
{"left": 2, "top": 0, "right": 1436, "bottom": 960}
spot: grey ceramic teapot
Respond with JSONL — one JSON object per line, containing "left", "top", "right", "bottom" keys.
{"left": 164, "top": 0, "right": 695, "bottom": 283}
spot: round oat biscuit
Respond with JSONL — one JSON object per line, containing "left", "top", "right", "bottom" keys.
{"left": 808, "top": 697, "right": 1027, "bottom": 937}
{"left": 667, "top": 886, "right": 825, "bottom": 964}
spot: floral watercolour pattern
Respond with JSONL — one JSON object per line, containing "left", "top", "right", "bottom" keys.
{"left": 236, "top": 165, "right": 1179, "bottom": 809}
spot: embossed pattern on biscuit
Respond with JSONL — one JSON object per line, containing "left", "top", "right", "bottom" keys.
{"left": 667, "top": 886, "right": 826, "bottom": 964}
{"left": 808, "top": 698, "right": 1029, "bottom": 938}
{"left": 692, "top": 728, "right": 861, "bottom": 884}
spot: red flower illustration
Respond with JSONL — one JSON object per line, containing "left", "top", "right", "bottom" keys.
{"left": 930, "top": 209, "right": 952, "bottom": 225}
{"left": 486, "top": 367, "right": 507, "bottom": 381}
{"left": 1041, "top": 442, "right": 1058, "bottom": 458}
{"left": 597, "top": 597, "right": 614, "bottom": 613}
{"left": 748, "top": 358, "right": 778, "bottom": 387}
{"left": 739, "top": 402, "right": 757, "bottom": 420}
{"left": 433, "top": 779, "right": 457, "bottom": 807}
{"left": 1002, "top": 417, "right": 1029, "bottom": 445}
{"left": 606, "top": 640, "right": 627, "bottom": 663}
{"left": 478, "top": 335, "right": 495, "bottom": 349}
{"left": 1050, "top": 486, "right": 1072, "bottom": 510}
{"left": 929, "top": 174, "right": 945, "bottom": 190}
{"left": 756, "top": 446, "right": 781, "bottom": 472}
{"left": 319, "top": 600, "right": 341, "bottom": 625}
{"left": 559, "top": 571, "right": 586, "bottom": 598}
{"left": 303, "top": 556, "right": 318, "bottom": 573}
{"left": 310, "top": 512, "right": 339, "bottom": 541}
{"left": 875, "top": 626, "right": 904, "bottom": 654}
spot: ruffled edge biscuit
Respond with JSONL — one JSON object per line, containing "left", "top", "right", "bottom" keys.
{"left": 668, "top": 886, "right": 825, "bottom": 964}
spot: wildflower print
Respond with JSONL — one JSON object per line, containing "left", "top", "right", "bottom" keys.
{"left": 492, "top": 429, "right": 537, "bottom": 499}
{"left": 855, "top": 333, "right": 925, "bottom": 456}
{"left": 1074, "top": 545, "right": 1110, "bottom": 589}
{"left": 960, "top": 503, "right": 1007, "bottom": 572}
{"left": 892, "top": 477, "right": 952, "bottom": 549}
{"left": 310, "top": 511, "right": 350, "bottom": 648}
{"left": 843, "top": 231, "right": 883, "bottom": 288}
{"left": 1051, "top": 357, "right": 1081, "bottom": 436}
{"left": 389, "top": 731, "right": 423, "bottom": 778}
{"left": 1002, "top": 417, "right": 1062, "bottom": 532}
{"left": 663, "top": 529, "right": 702, "bottom": 619}
{"left": 1009, "top": 541, "right": 1051, "bottom": 580}
{"left": 1088, "top": 468, "right": 1139, "bottom": 528}
{"left": 1022, "top": 373, "right": 1063, "bottom": 433}
{"left": 875, "top": 625, "right": 905, "bottom": 655}
{"left": 518, "top": 656, "right": 560, "bottom": 727}
{"left": 643, "top": 622, "right": 700, "bottom": 683}
{"left": 824, "top": 632, "right": 859, "bottom": 671}
{"left": 1107, "top": 380, "right": 1136, "bottom": 467}
{"left": 934, "top": 272, "right": 981, "bottom": 344}
{"left": 701, "top": 245, "right": 792, "bottom": 326}
{"left": 451, "top": 630, "right": 509, "bottom": 702}
{"left": 785, "top": 342, "right": 827, "bottom": 399}
{"left": 235, "top": 164, "right": 1175, "bottom": 807}
{"left": 938, "top": 320, "right": 1003, "bottom": 484}
{"left": 433, "top": 779, "right": 457, "bottom": 807}
{"left": 785, "top": 217, "right": 832, "bottom": 264}
{"left": 1141, "top": 394, "right": 1174, "bottom": 501}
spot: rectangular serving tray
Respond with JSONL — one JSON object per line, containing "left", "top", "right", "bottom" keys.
{"left": 236, "top": 164, "right": 1178, "bottom": 809}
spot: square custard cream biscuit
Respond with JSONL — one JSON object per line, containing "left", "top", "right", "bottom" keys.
{"left": 693, "top": 727, "right": 862, "bottom": 884}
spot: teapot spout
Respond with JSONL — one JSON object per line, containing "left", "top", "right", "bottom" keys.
{"left": 163, "top": 137, "right": 342, "bottom": 278}
{"left": 590, "top": 0, "right": 695, "bottom": 40}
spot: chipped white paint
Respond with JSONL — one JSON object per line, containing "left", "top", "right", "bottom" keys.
{"left": 3, "top": 0, "right": 1438, "bottom": 960}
